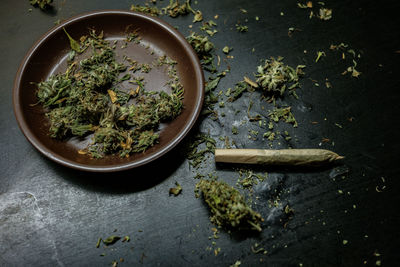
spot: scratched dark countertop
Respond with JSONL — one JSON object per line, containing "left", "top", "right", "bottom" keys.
{"left": 1, "top": 0, "right": 400, "bottom": 266}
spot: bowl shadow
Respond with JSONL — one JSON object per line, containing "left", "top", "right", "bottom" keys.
{"left": 46, "top": 145, "right": 187, "bottom": 194}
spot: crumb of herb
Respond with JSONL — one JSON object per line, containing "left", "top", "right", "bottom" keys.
{"left": 230, "top": 260, "right": 241, "bottom": 267}
{"left": 315, "top": 51, "right": 326, "bottom": 62}
{"left": 222, "top": 46, "right": 231, "bottom": 54}
{"left": 335, "top": 123, "right": 343, "bottom": 129}
{"left": 236, "top": 24, "right": 248, "bottom": 32}
{"left": 319, "top": 8, "right": 332, "bottom": 20}
{"left": 228, "top": 81, "right": 248, "bottom": 102}
{"left": 232, "top": 126, "right": 239, "bottom": 135}
{"left": 103, "top": 236, "right": 121, "bottom": 246}
{"left": 169, "top": 182, "right": 183, "bottom": 196}
{"left": 342, "top": 59, "right": 361, "bottom": 78}
{"left": 244, "top": 76, "right": 258, "bottom": 88}
{"left": 297, "top": 1, "right": 313, "bottom": 8}
{"left": 193, "top": 10, "right": 203, "bottom": 22}
{"left": 96, "top": 238, "right": 102, "bottom": 248}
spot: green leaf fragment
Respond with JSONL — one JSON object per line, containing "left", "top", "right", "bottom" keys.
{"left": 235, "top": 24, "right": 248, "bottom": 32}
{"left": 315, "top": 51, "right": 326, "bottom": 62}
{"left": 222, "top": 46, "right": 230, "bottom": 54}
{"left": 232, "top": 126, "right": 238, "bottom": 135}
{"left": 228, "top": 81, "right": 248, "bottom": 102}
{"left": 96, "top": 238, "right": 102, "bottom": 248}
{"left": 268, "top": 107, "right": 298, "bottom": 127}
{"left": 169, "top": 182, "right": 183, "bottom": 196}
{"left": 102, "top": 236, "right": 121, "bottom": 246}
{"left": 193, "top": 10, "right": 203, "bottom": 22}
{"left": 63, "top": 28, "right": 82, "bottom": 53}
{"left": 205, "top": 76, "right": 221, "bottom": 92}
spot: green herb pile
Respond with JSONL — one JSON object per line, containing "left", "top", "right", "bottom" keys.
{"left": 36, "top": 29, "right": 183, "bottom": 158}
{"left": 196, "top": 179, "right": 264, "bottom": 231}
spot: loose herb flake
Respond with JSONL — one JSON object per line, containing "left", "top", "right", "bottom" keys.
{"left": 222, "top": 46, "right": 231, "bottom": 54}
{"left": 268, "top": 107, "right": 298, "bottom": 127}
{"left": 96, "top": 238, "right": 102, "bottom": 248}
{"left": 122, "top": 236, "right": 130, "bottom": 242}
{"left": 228, "top": 81, "right": 249, "bottom": 102}
{"left": 169, "top": 182, "right": 183, "bottom": 196}
{"left": 235, "top": 24, "right": 248, "bottom": 32}
{"left": 319, "top": 8, "right": 332, "bottom": 20}
{"left": 103, "top": 236, "right": 121, "bottom": 246}
{"left": 193, "top": 10, "right": 203, "bottom": 22}
{"left": 232, "top": 126, "right": 238, "bottom": 135}
{"left": 63, "top": 28, "right": 82, "bottom": 53}
{"left": 315, "top": 51, "right": 326, "bottom": 62}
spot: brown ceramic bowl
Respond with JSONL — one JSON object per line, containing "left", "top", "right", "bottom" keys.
{"left": 13, "top": 10, "right": 204, "bottom": 172}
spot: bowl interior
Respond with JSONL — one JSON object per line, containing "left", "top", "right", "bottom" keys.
{"left": 13, "top": 11, "right": 204, "bottom": 172}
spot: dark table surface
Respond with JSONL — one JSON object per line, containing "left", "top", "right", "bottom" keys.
{"left": 1, "top": 0, "right": 400, "bottom": 266}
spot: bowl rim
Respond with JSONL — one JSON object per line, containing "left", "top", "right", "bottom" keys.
{"left": 13, "top": 10, "right": 204, "bottom": 172}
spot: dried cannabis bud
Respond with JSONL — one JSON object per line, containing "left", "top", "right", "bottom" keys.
{"left": 229, "top": 58, "right": 305, "bottom": 102}
{"left": 196, "top": 179, "right": 263, "bottom": 231}
{"left": 29, "top": 0, "right": 52, "bottom": 10}
{"left": 255, "top": 57, "right": 305, "bottom": 99}
{"left": 36, "top": 30, "right": 183, "bottom": 158}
